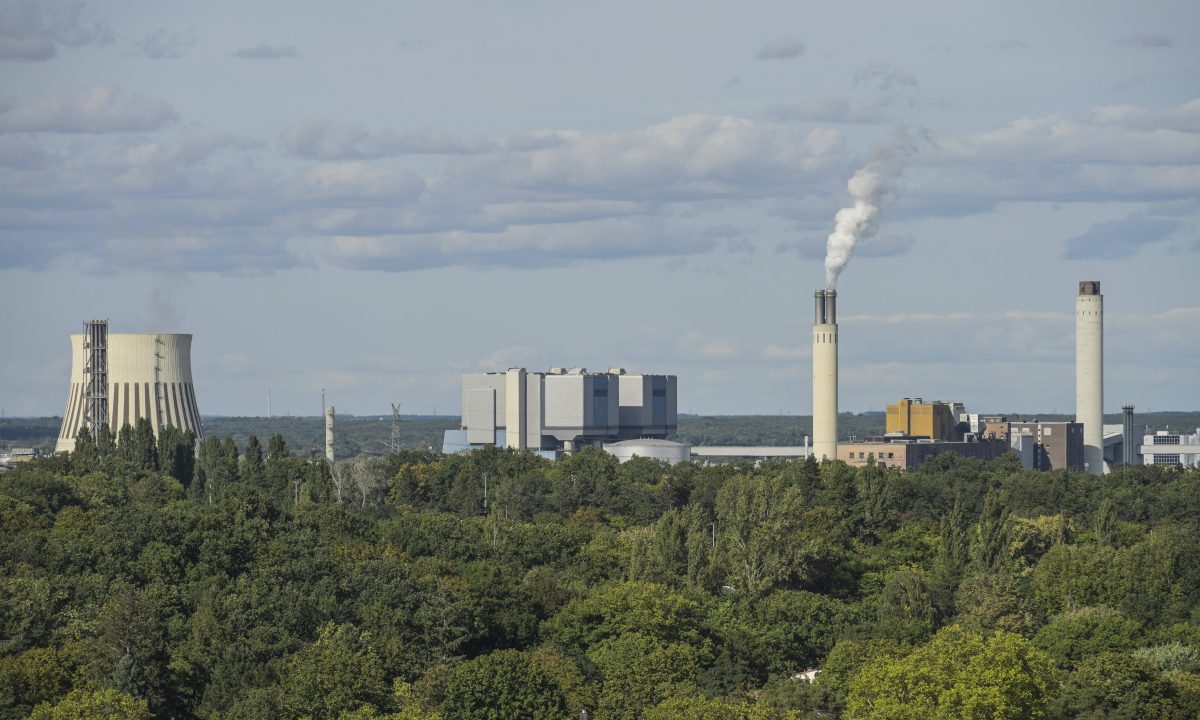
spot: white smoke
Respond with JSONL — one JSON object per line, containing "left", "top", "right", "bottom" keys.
{"left": 823, "top": 131, "right": 918, "bottom": 288}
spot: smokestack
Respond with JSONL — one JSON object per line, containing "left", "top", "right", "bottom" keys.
{"left": 1122, "top": 404, "right": 1135, "bottom": 466}
{"left": 325, "top": 405, "right": 335, "bottom": 463}
{"left": 813, "top": 290, "right": 838, "bottom": 460}
{"left": 1076, "top": 281, "right": 1103, "bottom": 475}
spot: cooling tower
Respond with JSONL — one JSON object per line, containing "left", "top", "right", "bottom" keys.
{"left": 813, "top": 290, "right": 838, "bottom": 460}
{"left": 55, "top": 333, "right": 203, "bottom": 452}
{"left": 1076, "top": 281, "right": 1104, "bottom": 475}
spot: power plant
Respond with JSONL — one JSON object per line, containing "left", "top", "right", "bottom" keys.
{"left": 1076, "top": 281, "right": 1104, "bottom": 474}
{"left": 812, "top": 290, "right": 838, "bottom": 461}
{"left": 55, "top": 324, "right": 203, "bottom": 452}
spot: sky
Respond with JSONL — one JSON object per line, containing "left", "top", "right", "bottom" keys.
{"left": 0, "top": 0, "right": 1197, "bottom": 418}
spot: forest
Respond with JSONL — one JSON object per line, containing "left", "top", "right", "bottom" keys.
{"left": 3, "top": 419, "right": 1200, "bottom": 719}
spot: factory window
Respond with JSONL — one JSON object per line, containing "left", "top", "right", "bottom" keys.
{"left": 859, "top": 452, "right": 865, "bottom": 459}
{"left": 1044, "top": 427, "right": 1053, "bottom": 436}
{"left": 887, "top": 452, "right": 894, "bottom": 459}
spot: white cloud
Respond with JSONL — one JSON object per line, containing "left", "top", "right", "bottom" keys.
{"left": 1117, "top": 32, "right": 1172, "bottom": 48}
{"left": 234, "top": 43, "right": 297, "bottom": 59}
{"left": 325, "top": 216, "right": 717, "bottom": 271}
{"left": 282, "top": 120, "right": 494, "bottom": 159}
{"left": 0, "top": 84, "right": 178, "bottom": 133}
{"left": 756, "top": 35, "right": 805, "bottom": 60}
{"left": 129, "top": 27, "right": 197, "bottom": 59}
{"left": 767, "top": 96, "right": 887, "bottom": 125}
{"left": 0, "top": 0, "right": 113, "bottom": 61}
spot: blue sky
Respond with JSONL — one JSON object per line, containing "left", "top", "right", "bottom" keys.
{"left": 0, "top": 0, "right": 1197, "bottom": 417}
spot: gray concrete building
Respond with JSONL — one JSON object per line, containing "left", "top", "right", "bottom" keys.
{"left": 443, "top": 367, "right": 677, "bottom": 456}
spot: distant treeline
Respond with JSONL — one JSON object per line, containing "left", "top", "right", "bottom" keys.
{"left": 4, "top": 411, "right": 1199, "bottom": 456}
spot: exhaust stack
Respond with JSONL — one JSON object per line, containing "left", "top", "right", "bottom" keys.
{"left": 813, "top": 290, "right": 838, "bottom": 460}
{"left": 1076, "top": 281, "right": 1103, "bottom": 475}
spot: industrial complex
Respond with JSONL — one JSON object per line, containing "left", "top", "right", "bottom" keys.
{"left": 442, "top": 368, "right": 677, "bottom": 458}
{"left": 44, "top": 278, "right": 1198, "bottom": 472}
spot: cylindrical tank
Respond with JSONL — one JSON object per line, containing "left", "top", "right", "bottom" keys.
{"left": 603, "top": 438, "right": 691, "bottom": 464}
{"left": 1076, "top": 281, "right": 1103, "bottom": 475}
{"left": 812, "top": 290, "right": 838, "bottom": 461}
{"left": 55, "top": 333, "right": 202, "bottom": 452}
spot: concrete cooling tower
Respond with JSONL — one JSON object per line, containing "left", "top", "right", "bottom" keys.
{"left": 55, "top": 330, "right": 203, "bottom": 452}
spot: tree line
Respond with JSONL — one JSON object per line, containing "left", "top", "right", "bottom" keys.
{"left": 2, "top": 423, "right": 1199, "bottom": 718}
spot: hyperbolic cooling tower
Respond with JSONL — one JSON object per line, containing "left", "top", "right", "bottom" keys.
{"left": 55, "top": 332, "right": 203, "bottom": 452}
{"left": 813, "top": 290, "right": 838, "bottom": 460}
{"left": 1076, "top": 281, "right": 1103, "bottom": 474}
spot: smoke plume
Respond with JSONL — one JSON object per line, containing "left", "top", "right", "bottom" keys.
{"left": 823, "top": 131, "right": 917, "bottom": 288}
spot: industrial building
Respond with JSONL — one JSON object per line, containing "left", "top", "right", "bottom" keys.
{"left": 886, "top": 398, "right": 964, "bottom": 441}
{"left": 1140, "top": 429, "right": 1200, "bottom": 468}
{"left": 442, "top": 368, "right": 677, "bottom": 457}
{"left": 836, "top": 437, "right": 1009, "bottom": 470}
{"left": 981, "top": 417, "right": 1085, "bottom": 471}
{"left": 55, "top": 322, "right": 203, "bottom": 452}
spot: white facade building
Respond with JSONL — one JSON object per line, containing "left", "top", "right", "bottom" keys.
{"left": 1140, "top": 429, "right": 1200, "bottom": 469}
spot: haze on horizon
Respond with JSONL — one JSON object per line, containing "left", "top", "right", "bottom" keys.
{"left": 0, "top": 0, "right": 1197, "bottom": 418}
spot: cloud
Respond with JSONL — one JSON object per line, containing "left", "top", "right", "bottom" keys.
{"left": 854, "top": 61, "right": 918, "bottom": 92}
{"left": 0, "top": 84, "right": 178, "bottom": 133}
{"left": 766, "top": 96, "right": 887, "bottom": 125}
{"left": 0, "top": 134, "right": 49, "bottom": 168}
{"left": 130, "top": 27, "right": 196, "bottom": 59}
{"left": 1087, "top": 98, "right": 1200, "bottom": 134}
{"left": 0, "top": 238, "right": 306, "bottom": 274}
{"left": 282, "top": 120, "right": 493, "bottom": 159}
{"left": 234, "top": 43, "right": 297, "bottom": 59}
{"left": 491, "top": 114, "right": 844, "bottom": 195}
{"left": 680, "top": 331, "right": 738, "bottom": 359}
{"left": 762, "top": 345, "right": 809, "bottom": 360}
{"left": 0, "top": 0, "right": 113, "bottom": 61}
{"left": 986, "top": 38, "right": 1030, "bottom": 50}
{"left": 756, "top": 35, "right": 805, "bottom": 60}
{"left": 1064, "top": 211, "right": 1185, "bottom": 259}
{"left": 325, "top": 217, "right": 718, "bottom": 271}
{"left": 1118, "top": 32, "right": 1172, "bottom": 48}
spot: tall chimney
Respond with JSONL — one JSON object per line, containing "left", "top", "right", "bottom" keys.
{"left": 1076, "top": 281, "right": 1103, "bottom": 475}
{"left": 1122, "top": 404, "right": 1135, "bottom": 466}
{"left": 325, "top": 405, "right": 335, "bottom": 463}
{"left": 813, "top": 290, "right": 838, "bottom": 460}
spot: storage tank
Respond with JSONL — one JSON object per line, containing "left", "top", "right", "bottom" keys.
{"left": 603, "top": 438, "right": 691, "bottom": 464}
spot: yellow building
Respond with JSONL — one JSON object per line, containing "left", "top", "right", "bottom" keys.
{"left": 885, "top": 398, "right": 960, "bottom": 441}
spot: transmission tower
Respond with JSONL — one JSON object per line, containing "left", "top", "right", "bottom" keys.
{"left": 389, "top": 402, "right": 403, "bottom": 453}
